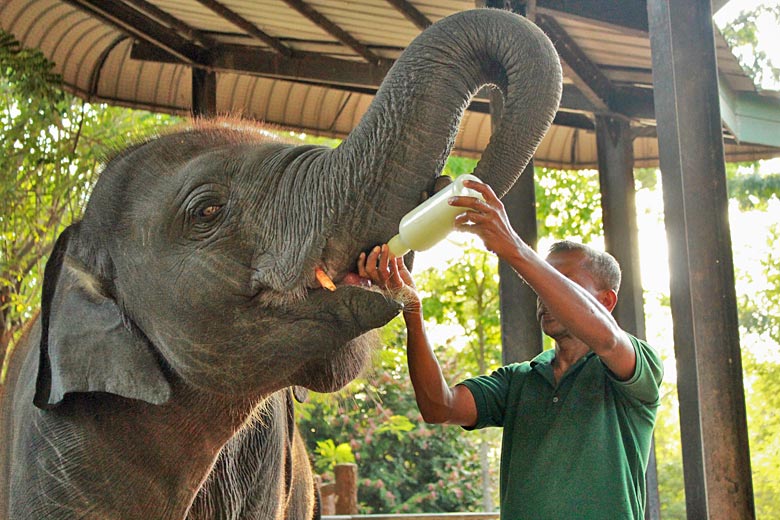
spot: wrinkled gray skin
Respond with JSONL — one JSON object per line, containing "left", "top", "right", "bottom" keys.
{"left": 0, "top": 8, "right": 561, "bottom": 519}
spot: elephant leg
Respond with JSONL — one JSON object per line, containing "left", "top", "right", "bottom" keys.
{"left": 285, "top": 427, "right": 317, "bottom": 520}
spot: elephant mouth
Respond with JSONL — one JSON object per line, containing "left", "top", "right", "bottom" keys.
{"left": 314, "top": 265, "right": 372, "bottom": 291}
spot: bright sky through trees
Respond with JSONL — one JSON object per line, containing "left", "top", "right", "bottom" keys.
{"left": 716, "top": 0, "right": 780, "bottom": 91}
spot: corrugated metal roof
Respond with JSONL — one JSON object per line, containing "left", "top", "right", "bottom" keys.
{"left": 1, "top": 0, "right": 778, "bottom": 167}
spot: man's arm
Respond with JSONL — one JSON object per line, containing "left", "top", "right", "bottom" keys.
{"left": 451, "top": 180, "right": 636, "bottom": 380}
{"left": 403, "top": 304, "right": 478, "bottom": 426}
{"left": 358, "top": 246, "right": 478, "bottom": 426}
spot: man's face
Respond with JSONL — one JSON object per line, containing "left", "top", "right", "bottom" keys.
{"left": 536, "top": 250, "right": 603, "bottom": 339}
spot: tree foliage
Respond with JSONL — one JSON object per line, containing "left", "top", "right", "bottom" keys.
{"left": 297, "top": 318, "right": 484, "bottom": 514}
{"left": 418, "top": 248, "right": 502, "bottom": 376}
{"left": 726, "top": 162, "right": 780, "bottom": 211}
{"left": 734, "top": 222, "right": 780, "bottom": 519}
{"left": 0, "top": 29, "right": 180, "bottom": 378}
{"left": 719, "top": 3, "right": 780, "bottom": 89}
{"left": 535, "top": 167, "right": 603, "bottom": 241}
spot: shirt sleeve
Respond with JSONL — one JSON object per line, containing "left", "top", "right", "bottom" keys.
{"left": 607, "top": 334, "right": 664, "bottom": 405}
{"left": 458, "top": 363, "right": 528, "bottom": 430}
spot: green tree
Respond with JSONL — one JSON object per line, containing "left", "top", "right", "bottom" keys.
{"left": 1, "top": 30, "right": 179, "bottom": 379}
{"left": 719, "top": 3, "right": 780, "bottom": 89}
{"left": 535, "top": 167, "right": 603, "bottom": 242}
{"left": 725, "top": 161, "right": 780, "bottom": 211}
{"left": 297, "top": 317, "right": 484, "bottom": 514}
{"left": 416, "top": 247, "right": 503, "bottom": 510}
{"left": 735, "top": 223, "right": 780, "bottom": 518}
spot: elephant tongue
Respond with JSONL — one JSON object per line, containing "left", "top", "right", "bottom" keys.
{"left": 341, "top": 272, "right": 371, "bottom": 287}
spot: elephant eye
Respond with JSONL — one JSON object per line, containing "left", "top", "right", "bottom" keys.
{"left": 199, "top": 204, "right": 223, "bottom": 219}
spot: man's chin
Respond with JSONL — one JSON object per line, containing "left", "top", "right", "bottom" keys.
{"left": 541, "top": 322, "right": 565, "bottom": 339}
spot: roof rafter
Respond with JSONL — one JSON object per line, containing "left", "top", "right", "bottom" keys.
{"left": 384, "top": 0, "right": 431, "bottom": 30}
{"left": 536, "top": 13, "right": 616, "bottom": 113}
{"left": 192, "top": 0, "right": 293, "bottom": 57}
{"left": 279, "top": 0, "right": 381, "bottom": 64}
{"left": 132, "top": 41, "right": 390, "bottom": 88}
{"left": 64, "top": 0, "right": 205, "bottom": 64}
{"left": 123, "top": 0, "right": 216, "bottom": 49}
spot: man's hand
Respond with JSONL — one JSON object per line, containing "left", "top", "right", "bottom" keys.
{"left": 357, "top": 244, "right": 421, "bottom": 314}
{"left": 449, "top": 180, "right": 530, "bottom": 262}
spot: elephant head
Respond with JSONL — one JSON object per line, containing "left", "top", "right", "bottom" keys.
{"left": 33, "top": 8, "right": 561, "bottom": 408}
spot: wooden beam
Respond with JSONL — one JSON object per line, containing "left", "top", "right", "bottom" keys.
{"left": 64, "top": 0, "right": 205, "bottom": 64}
{"left": 280, "top": 0, "right": 381, "bottom": 64}
{"left": 192, "top": 0, "right": 293, "bottom": 57}
{"left": 611, "top": 87, "right": 655, "bottom": 121}
{"left": 536, "top": 13, "right": 614, "bottom": 113}
{"left": 469, "top": 99, "right": 595, "bottom": 129}
{"left": 596, "top": 115, "right": 644, "bottom": 348}
{"left": 131, "top": 41, "right": 391, "bottom": 88}
{"left": 595, "top": 114, "right": 660, "bottom": 520}
{"left": 536, "top": 0, "right": 648, "bottom": 33}
{"left": 123, "top": 0, "right": 216, "bottom": 49}
{"left": 192, "top": 68, "right": 217, "bottom": 117}
{"left": 384, "top": 0, "right": 431, "bottom": 30}
{"left": 712, "top": 0, "right": 730, "bottom": 14}
{"left": 131, "top": 40, "right": 628, "bottom": 121}
{"left": 648, "top": 1, "right": 754, "bottom": 518}
{"left": 499, "top": 159, "right": 543, "bottom": 364}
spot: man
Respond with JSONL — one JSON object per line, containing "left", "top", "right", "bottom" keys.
{"left": 358, "top": 178, "right": 663, "bottom": 519}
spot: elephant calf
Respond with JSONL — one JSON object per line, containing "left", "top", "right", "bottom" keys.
{"left": 0, "top": 7, "right": 561, "bottom": 519}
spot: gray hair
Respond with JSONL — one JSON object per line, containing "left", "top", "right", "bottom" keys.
{"left": 547, "top": 240, "right": 622, "bottom": 293}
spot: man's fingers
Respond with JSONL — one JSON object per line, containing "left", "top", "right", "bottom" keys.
{"left": 462, "top": 179, "right": 500, "bottom": 204}
{"left": 379, "top": 244, "right": 391, "bottom": 274}
{"left": 448, "top": 195, "right": 482, "bottom": 210}
{"left": 388, "top": 260, "right": 404, "bottom": 288}
{"left": 365, "top": 246, "right": 381, "bottom": 278}
{"left": 357, "top": 252, "right": 368, "bottom": 278}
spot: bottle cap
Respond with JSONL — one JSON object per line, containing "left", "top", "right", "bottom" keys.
{"left": 387, "top": 234, "right": 410, "bottom": 257}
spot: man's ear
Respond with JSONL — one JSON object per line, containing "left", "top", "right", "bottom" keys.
{"left": 599, "top": 288, "right": 619, "bottom": 313}
{"left": 34, "top": 224, "right": 171, "bottom": 409}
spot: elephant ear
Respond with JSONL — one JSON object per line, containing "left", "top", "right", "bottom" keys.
{"left": 34, "top": 225, "right": 171, "bottom": 410}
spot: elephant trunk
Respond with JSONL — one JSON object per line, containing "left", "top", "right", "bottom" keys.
{"left": 327, "top": 8, "right": 562, "bottom": 251}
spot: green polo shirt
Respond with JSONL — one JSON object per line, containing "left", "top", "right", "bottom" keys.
{"left": 460, "top": 334, "right": 663, "bottom": 520}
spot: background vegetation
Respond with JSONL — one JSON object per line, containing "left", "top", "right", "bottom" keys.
{"left": 2, "top": 3, "right": 780, "bottom": 518}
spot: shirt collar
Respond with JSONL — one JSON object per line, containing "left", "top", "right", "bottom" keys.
{"left": 530, "top": 348, "right": 556, "bottom": 367}
{"left": 530, "top": 349, "right": 597, "bottom": 387}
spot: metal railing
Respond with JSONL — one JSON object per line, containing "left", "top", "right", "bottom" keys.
{"left": 319, "top": 464, "right": 498, "bottom": 520}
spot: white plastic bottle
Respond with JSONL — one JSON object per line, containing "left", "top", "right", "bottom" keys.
{"left": 387, "top": 173, "right": 485, "bottom": 257}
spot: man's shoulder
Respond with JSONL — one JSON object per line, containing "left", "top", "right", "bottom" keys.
{"left": 492, "top": 360, "right": 535, "bottom": 378}
{"left": 529, "top": 348, "right": 555, "bottom": 367}
{"left": 607, "top": 332, "right": 664, "bottom": 403}
{"left": 462, "top": 360, "right": 533, "bottom": 389}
